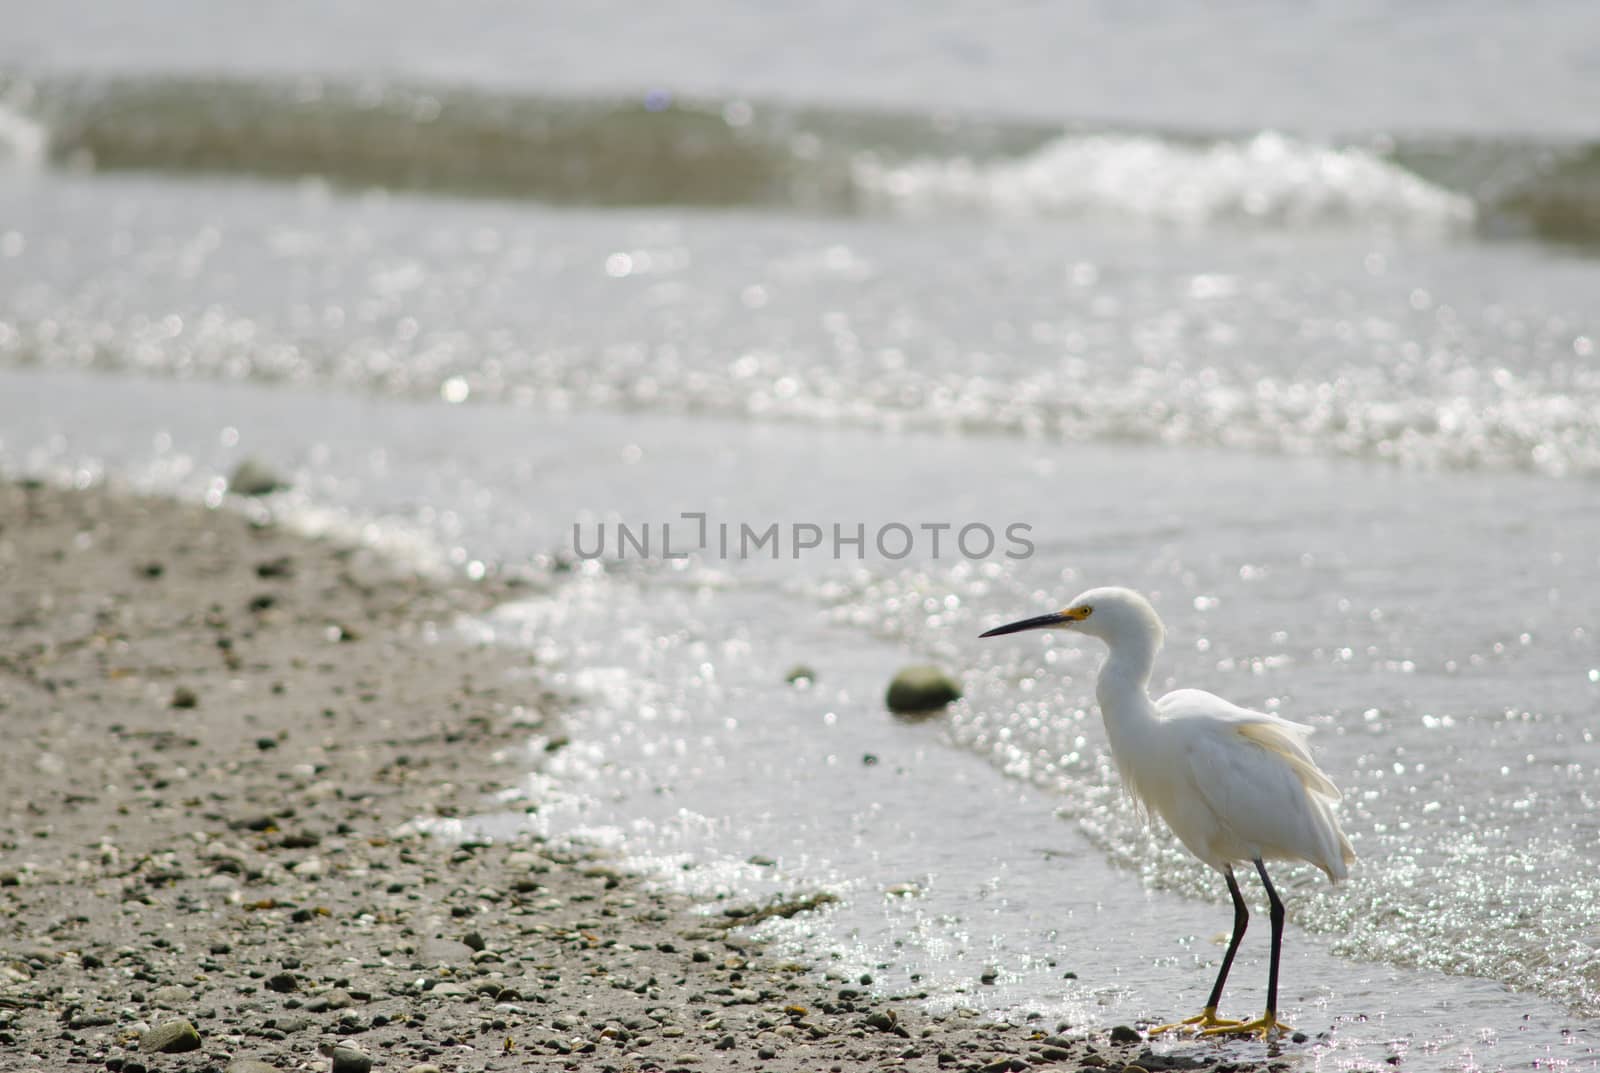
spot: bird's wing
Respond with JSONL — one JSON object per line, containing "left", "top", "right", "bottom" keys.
{"left": 1166, "top": 691, "right": 1353, "bottom": 878}
{"left": 1157, "top": 688, "right": 1342, "bottom": 801}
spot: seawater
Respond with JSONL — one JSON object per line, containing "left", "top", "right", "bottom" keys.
{"left": 4, "top": 3, "right": 1600, "bottom": 1068}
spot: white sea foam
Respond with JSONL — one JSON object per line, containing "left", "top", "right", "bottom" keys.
{"left": 854, "top": 131, "right": 1476, "bottom": 234}
{"left": 0, "top": 100, "right": 46, "bottom": 169}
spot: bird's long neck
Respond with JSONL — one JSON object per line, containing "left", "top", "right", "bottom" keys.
{"left": 1095, "top": 630, "right": 1161, "bottom": 743}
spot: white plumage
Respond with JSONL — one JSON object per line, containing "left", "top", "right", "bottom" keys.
{"left": 981, "top": 585, "right": 1354, "bottom": 1039}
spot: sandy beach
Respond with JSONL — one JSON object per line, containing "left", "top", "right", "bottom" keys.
{"left": 0, "top": 480, "right": 1275, "bottom": 1073}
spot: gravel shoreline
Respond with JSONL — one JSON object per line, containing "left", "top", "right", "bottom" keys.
{"left": 0, "top": 480, "right": 1272, "bottom": 1073}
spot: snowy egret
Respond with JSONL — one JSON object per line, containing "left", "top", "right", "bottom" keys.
{"left": 980, "top": 587, "right": 1354, "bottom": 1039}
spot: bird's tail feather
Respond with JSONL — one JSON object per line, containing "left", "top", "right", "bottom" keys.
{"left": 1236, "top": 720, "right": 1356, "bottom": 881}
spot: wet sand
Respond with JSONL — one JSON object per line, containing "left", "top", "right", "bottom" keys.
{"left": 0, "top": 480, "right": 1269, "bottom": 1073}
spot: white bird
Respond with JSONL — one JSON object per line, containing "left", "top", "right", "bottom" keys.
{"left": 980, "top": 586, "right": 1354, "bottom": 1039}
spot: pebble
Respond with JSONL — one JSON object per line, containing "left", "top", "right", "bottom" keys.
{"left": 225, "top": 1061, "right": 280, "bottom": 1073}
{"left": 1110, "top": 1024, "right": 1141, "bottom": 1043}
{"left": 139, "top": 1019, "right": 202, "bottom": 1053}
{"left": 292, "top": 857, "right": 325, "bottom": 878}
{"left": 255, "top": 556, "right": 294, "bottom": 579}
{"left": 420, "top": 937, "right": 473, "bottom": 964}
{"left": 149, "top": 984, "right": 191, "bottom": 1007}
{"left": 329, "top": 1044, "right": 374, "bottom": 1073}
{"left": 229, "top": 458, "right": 290, "bottom": 496}
{"left": 864, "top": 1010, "right": 899, "bottom": 1032}
{"left": 1131, "top": 1049, "right": 1206, "bottom": 1070}
{"left": 266, "top": 972, "right": 299, "bottom": 993}
{"left": 305, "top": 989, "right": 355, "bottom": 1012}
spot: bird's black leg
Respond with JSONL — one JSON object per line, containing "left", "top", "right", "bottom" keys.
{"left": 1254, "top": 858, "right": 1285, "bottom": 1019}
{"left": 1149, "top": 866, "right": 1248, "bottom": 1034}
{"left": 1198, "top": 860, "right": 1294, "bottom": 1038}
{"left": 1205, "top": 865, "right": 1250, "bottom": 1011}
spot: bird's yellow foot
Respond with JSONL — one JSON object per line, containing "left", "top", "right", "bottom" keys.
{"left": 1148, "top": 1007, "right": 1246, "bottom": 1035}
{"left": 1199, "top": 1011, "right": 1294, "bottom": 1039}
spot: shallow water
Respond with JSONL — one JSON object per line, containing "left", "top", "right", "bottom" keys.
{"left": 4, "top": 4, "right": 1600, "bottom": 1069}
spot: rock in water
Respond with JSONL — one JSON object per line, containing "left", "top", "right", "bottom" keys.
{"left": 784, "top": 665, "right": 817, "bottom": 685}
{"left": 140, "top": 1019, "right": 202, "bottom": 1053}
{"left": 885, "top": 665, "right": 962, "bottom": 714}
{"left": 228, "top": 458, "right": 289, "bottom": 497}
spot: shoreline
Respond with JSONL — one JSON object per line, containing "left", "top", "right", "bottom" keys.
{"left": 0, "top": 479, "right": 1267, "bottom": 1072}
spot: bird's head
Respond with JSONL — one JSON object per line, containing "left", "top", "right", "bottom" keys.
{"left": 979, "top": 586, "right": 1163, "bottom": 649}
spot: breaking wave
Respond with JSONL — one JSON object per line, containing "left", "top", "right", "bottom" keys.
{"left": 853, "top": 131, "right": 1475, "bottom": 234}
{"left": 3, "top": 71, "right": 1597, "bottom": 242}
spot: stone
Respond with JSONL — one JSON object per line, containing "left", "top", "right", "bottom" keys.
{"left": 305, "top": 989, "right": 354, "bottom": 1012}
{"left": 229, "top": 459, "right": 289, "bottom": 497}
{"left": 884, "top": 665, "right": 962, "bottom": 714}
{"left": 1132, "top": 1049, "right": 1207, "bottom": 1070}
{"left": 329, "top": 1044, "right": 374, "bottom": 1073}
{"left": 140, "top": 1019, "right": 201, "bottom": 1053}
{"left": 421, "top": 937, "right": 474, "bottom": 964}
{"left": 1109, "top": 1024, "right": 1141, "bottom": 1043}
{"left": 149, "top": 984, "right": 191, "bottom": 1007}
{"left": 265, "top": 971, "right": 298, "bottom": 993}
{"left": 864, "top": 1010, "right": 898, "bottom": 1032}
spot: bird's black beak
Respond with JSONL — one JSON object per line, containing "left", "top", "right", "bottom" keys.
{"left": 979, "top": 611, "right": 1071, "bottom": 638}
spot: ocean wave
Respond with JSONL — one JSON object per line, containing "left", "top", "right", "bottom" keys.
{"left": 853, "top": 131, "right": 1476, "bottom": 233}
{"left": 4, "top": 71, "right": 1599, "bottom": 242}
